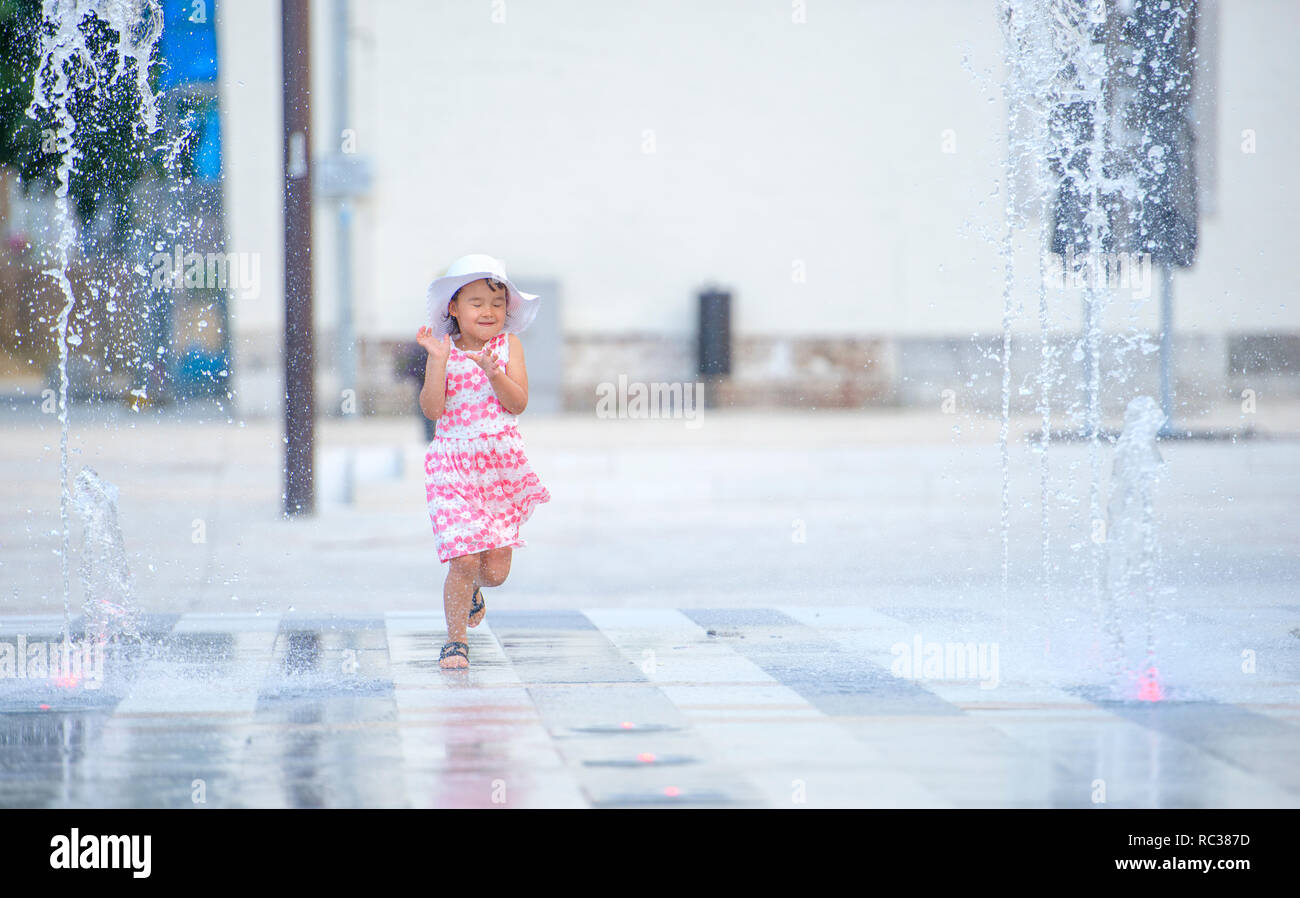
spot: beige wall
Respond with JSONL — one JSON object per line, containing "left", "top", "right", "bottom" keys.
{"left": 215, "top": 0, "right": 1300, "bottom": 412}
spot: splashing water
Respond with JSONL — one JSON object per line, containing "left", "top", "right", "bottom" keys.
{"left": 25, "top": 0, "right": 164, "bottom": 646}
{"left": 1105, "top": 396, "right": 1166, "bottom": 696}
{"left": 71, "top": 466, "right": 143, "bottom": 642}
{"left": 1001, "top": 0, "right": 1120, "bottom": 606}
{"left": 1000, "top": 1, "right": 1184, "bottom": 696}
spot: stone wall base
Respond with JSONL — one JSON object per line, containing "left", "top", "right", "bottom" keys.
{"left": 226, "top": 330, "right": 1300, "bottom": 418}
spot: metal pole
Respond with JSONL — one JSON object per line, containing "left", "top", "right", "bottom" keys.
{"left": 1081, "top": 293, "right": 1093, "bottom": 433}
{"left": 332, "top": 0, "right": 356, "bottom": 415}
{"left": 283, "top": 0, "right": 315, "bottom": 515}
{"left": 1158, "top": 262, "right": 1174, "bottom": 437}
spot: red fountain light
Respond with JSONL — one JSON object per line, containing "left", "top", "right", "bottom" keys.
{"left": 1136, "top": 666, "right": 1165, "bottom": 702}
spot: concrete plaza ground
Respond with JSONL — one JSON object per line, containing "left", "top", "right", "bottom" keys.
{"left": 0, "top": 398, "right": 1297, "bottom": 807}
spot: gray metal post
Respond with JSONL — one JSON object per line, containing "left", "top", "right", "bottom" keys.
{"left": 283, "top": 0, "right": 315, "bottom": 515}
{"left": 1158, "top": 262, "right": 1174, "bottom": 437}
{"left": 332, "top": 0, "right": 356, "bottom": 415}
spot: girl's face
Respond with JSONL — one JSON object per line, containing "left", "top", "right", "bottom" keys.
{"left": 449, "top": 278, "right": 508, "bottom": 343}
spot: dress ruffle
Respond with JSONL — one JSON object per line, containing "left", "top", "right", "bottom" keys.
{"left": 425, "top": 424, "right": 551, "bottom": 563}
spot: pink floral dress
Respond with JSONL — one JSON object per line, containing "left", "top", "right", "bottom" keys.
{"left": 425, "top": 330, "right": 551, "bottom": 563}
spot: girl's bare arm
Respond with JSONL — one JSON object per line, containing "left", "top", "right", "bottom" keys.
{"left": 419, "top": 352, "right": 448, "bottom": 420}
{"left": 488, "top": 334, "right": 529, "bottom": 414}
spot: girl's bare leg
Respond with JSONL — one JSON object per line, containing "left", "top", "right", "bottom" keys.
{"left": 469, "top": 548, "right": 511, "bottom": 628}
{"left": 441, "top": 554, "right": 480, "bottom": 669}
{"left": 478, "top": 547, "right": 512, "bottom": 587}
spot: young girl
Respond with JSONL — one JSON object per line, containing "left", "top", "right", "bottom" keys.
{"left": 416, "top": 254, "right": 551, "bottom": 669}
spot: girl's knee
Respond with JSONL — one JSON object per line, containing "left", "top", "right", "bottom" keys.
{"left": 479, "top": 548, "right": 512, "bottom": 586}
{"left": 448, "top": 555, "right": 478, "bottom": 578}
{"left": 480, "top": 566, "right": 509, "bottom": 587}
{"left": 479, "top": 548, "right": 511, "bottom": 566}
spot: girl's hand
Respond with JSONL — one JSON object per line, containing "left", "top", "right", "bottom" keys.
{"left": 465, "top": 348, "right": 501, "bottom": 378}
{"left": 417, "top": 326, "right": 450, "bottom": 363}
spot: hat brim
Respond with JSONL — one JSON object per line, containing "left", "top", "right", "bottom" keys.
{"left": 426, "top": 271, "right": 540, "bottom": 337}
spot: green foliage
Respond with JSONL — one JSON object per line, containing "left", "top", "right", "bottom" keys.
{"left": 0, "top": 0, "right": 166, "bottom": 242}
{"left": 0, "top": 0, "right": 42, "bottom": 174}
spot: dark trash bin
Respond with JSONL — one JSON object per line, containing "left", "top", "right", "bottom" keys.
{"left": 698, "top": 288, "right": 732, "bottom": 378}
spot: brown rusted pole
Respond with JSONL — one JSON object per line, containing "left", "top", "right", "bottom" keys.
{"left": 283, "top": 0, "right": 314, "bottom": 515}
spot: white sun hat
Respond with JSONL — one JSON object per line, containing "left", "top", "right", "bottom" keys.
{"left": 425, "top": 253, "right": 540, "bottom": 337}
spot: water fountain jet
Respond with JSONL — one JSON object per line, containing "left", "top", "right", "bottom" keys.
{"left": 24, "top": 0, "right": 165, "bottom": 646}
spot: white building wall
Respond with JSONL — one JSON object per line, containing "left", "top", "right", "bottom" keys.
{"left": 215, "top": 0, "right": 283, "bottom": 413}
{"left": 215, "top": 0, "right": 1300, "bottom": 413}
{"left": 1194, "top": 0, "right": 1296, "bottom": 334}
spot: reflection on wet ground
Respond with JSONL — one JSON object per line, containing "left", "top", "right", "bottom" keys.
{"left": 1, "top": 607, "right": 1297, "bottom": 808}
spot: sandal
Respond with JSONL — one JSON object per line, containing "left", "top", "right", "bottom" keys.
{"left": 468, "top": 585, "right": 486, "bottom": 628}
{"left": 439, "top": 641, "right": 469, "bottom": 667}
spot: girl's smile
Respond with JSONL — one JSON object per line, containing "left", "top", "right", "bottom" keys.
{"left": 448, "top": 277, "right": 509, "bottom": 349}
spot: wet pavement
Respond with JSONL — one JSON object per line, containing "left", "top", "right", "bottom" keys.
{"left": 3, "top": 604, "right": 1297, "bottom": 808}
{"left": 1, "top": 403, "right": 1297, "bottom": 806}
